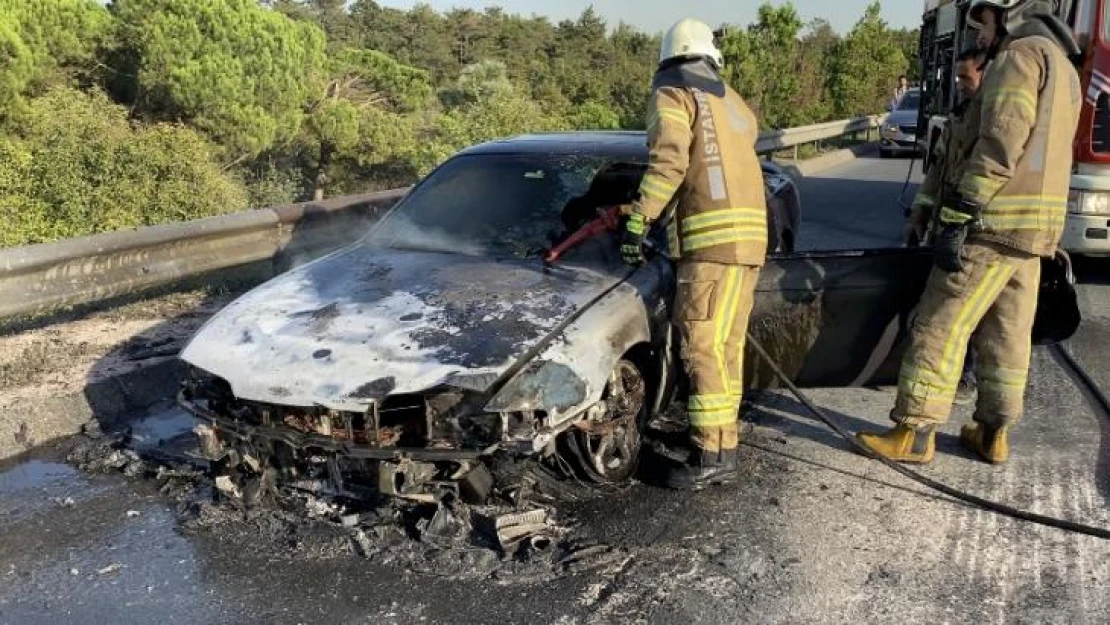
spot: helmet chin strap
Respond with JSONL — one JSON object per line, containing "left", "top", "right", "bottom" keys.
{"left": 981, "top": 32, "right": 1005, "bottom": 68}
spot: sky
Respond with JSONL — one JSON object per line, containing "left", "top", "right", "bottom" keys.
{"left": 374, "top": 0, "right": 921, "bottom": 34}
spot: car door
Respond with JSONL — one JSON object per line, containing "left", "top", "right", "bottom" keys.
{"left": 743, "top": 247, "right": 1081, "bottom": 390}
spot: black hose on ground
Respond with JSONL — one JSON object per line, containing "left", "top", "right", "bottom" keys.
{"left": 745, "top": 332, "right": 1110, "bottom": 541}
{"left": 1049, "top": 342, "right": 1110, "bottom": 417}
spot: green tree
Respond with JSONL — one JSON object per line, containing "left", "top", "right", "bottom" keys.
{"left": 568, "top": 101, "right": 622, "bottom": 130}
{"left": 427, "top": 60, "right": 558, "bottom": 167}
{"left": 0, "top": 87, "right": 247, "bottom": 247}
{"left": 719, "top": 3, "right": 805, "bottom": 129}
{"left": 893, "top": 28, "right": 922, "bottom": 82}
{"left": 0, "top": 0, "right": 111, "bottom": 120}
{"left": 305, "top": 48, "right": 433, "bottom": 198}
{"left": 797, "top": 18, "right": 839, "bottom": 123}
{"left": 110, "top": 0, "right": 327, "bottom": 160}
{"left": 828, "top": 2, "right": 907, "bottom": 117}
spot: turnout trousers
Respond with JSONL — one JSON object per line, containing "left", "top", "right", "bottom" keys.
{"left": 893, "top": 240, "right": 1041, "bottom": 428}
{"left": 674, "top": 260, "right": 761, "bottom": 453}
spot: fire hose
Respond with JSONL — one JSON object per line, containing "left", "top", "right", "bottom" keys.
{"left": 548, "top": 207, "right": 1110, "bottom": 540}
{"left": 745, "top": 334, "right": 1110, "bottom": 541}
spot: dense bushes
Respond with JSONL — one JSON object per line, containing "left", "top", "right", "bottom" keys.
{"left": 0, "top": 0, "right": 916, "bottom": 248}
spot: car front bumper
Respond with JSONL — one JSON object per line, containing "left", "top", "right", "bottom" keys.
{"left": 1061, "top": 213, "right": 1110, "bottom": 255}
{"left": 880, "top": 126, "right": 924, "bottom": 152}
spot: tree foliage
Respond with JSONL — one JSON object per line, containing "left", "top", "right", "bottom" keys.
{"left": 0, "top": 87, "right": 247, "bottom": 247}
{"left": 303, "top": 47, "right": 433, "bottom": 198}
{"left": 0, "top": 0, "right": 111, "bottom": 119}
{"left": 110, "top": 0, "right": 327, "bottom": 159}
{"left": 1, "top": 0, "right": 918, "bottom": 248}
{"left": 829, "top": 2, "right": 910, "bottom": 117}
{"left": 719, "top": 4, "right": 805, "bottom": 129}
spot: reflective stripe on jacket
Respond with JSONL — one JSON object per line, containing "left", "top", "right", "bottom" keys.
{"left": 956, "top": 32, "right": 1082, "bottom": 257}
{"left": 913, "top": 97, "right": 983, "bottom": 237}
{"left": 627, "top": 77, "right": 768, "bottom": 266}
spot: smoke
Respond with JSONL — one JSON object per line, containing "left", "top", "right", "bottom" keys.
{"left": 279, "top": 213, "right": 383, "bottom": 272}
{"left": 366, "top": 212, "right": 487, "bottom": 257}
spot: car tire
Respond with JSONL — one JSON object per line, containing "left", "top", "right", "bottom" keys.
{"left": 880, "top": 148, "right": 891, "bottom": 159}
{"left": 564, "top": 358, "right": 648, "bottom": 484}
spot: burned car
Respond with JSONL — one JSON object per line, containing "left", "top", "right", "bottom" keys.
{"left": 177, "top": 131, "right": 1077, "bottom": 502}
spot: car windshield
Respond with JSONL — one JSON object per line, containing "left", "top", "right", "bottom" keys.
{"left": 367, "top": 152, "right": 643, "bottom": 258}
{"left": 897, "top": 90, "right": 920, "bottom": 111}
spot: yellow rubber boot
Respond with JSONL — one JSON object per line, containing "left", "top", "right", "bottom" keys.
{"left": 959, "top": 423, "right": 1009, "bottom": 464}
{"left": 855, "top": 423, "right": 936, "bottom": 464}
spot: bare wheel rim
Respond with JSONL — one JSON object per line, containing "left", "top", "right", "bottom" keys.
{"left": 568, "top": 359, "right": 646, "bottom": 482}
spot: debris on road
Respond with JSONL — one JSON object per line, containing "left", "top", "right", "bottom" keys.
{"left": 58, "top": 423, "right": 630, "bottom": 585}
{"left": 96, "top": 563, "right": 122, "bottom": 576}
{"left": 214, "top": 475, "right": 241, "bottom": 500}
{"left": 473, "top": 508, "right": 553, "bottom": 554}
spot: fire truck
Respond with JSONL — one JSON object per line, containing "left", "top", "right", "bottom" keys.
{"left": 918, "top": 0, "right": 1110, "bottom": 255}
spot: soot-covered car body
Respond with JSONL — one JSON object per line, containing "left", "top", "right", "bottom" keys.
{"left": 177, "top": 131, "right": 1077, "bottom": 501}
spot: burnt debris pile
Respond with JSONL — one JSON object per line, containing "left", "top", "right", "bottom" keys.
{"left": 61, "top": 420, "right": 629, "bottom": 582}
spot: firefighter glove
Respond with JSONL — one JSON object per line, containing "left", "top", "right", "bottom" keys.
{"left": 933, "top": 199, "right": 981, "bottom": 273}
{"left": 621, "top": 212, "right": 647, "bottom": 266}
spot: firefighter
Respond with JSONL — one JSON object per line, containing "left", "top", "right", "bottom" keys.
{"left": 619, "top": 18, "right": 767, "bottom": 489}
{"left": 904, "top": 47, "right": 989, "bottom": 406}
{"left": 858, "top": 0, "right": 1082, "bottom": 465}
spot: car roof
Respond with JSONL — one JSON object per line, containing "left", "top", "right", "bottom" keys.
{"left": 456, "top": 131, "right": 650, "bottom": 160}
{"left": 451, "top": 130, "right": 781, "bottom": 173}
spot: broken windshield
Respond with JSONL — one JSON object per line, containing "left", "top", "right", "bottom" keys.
{"left": 367, "top": 153, "right": 639, "bottom": 258}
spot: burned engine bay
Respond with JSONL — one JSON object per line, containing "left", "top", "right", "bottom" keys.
{"left": 60, "top": 399, "right": 652, "bottom": 583}
{"left": 177, "top": 340, "right": 655, "bottom": 505}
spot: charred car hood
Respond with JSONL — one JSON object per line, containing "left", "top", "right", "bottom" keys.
{"left": 179, "top": 244, "right": 619, "bottom": 410}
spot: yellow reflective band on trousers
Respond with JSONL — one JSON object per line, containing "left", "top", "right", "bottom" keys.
{"left": 687, "top": 265, "right": 745, "bottom": 429}
{"left": 935, "top": 263, "right": 1011, "bottom": 384}
{"left": 978, "top": 365, "right": 1028, "bottom": 390}
{"left": 687, "top": 394, "right": 737, "bottom": 428}
{"left": 897, "top": 261, "right": 1014, "bottom": 415}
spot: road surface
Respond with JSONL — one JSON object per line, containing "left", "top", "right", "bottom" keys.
{"left": 2, "top": 153, "right": 1108, "bottom": 625}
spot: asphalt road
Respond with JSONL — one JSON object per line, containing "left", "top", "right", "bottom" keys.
{"left": 793, "top": 151, "right": 923, "bottom": 252}
{"left": 2, "top": 153, "right": 1109, "bottom": 625}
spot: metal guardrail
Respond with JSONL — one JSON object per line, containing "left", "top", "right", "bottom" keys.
{"left": 0, "top": 189, "right": 408, "bottom": 320}
{"left": 0, "top": 115, "right": 882, "bottom": 321}
{"left": 755, "top": 114, "right": 886, "bottom": 157}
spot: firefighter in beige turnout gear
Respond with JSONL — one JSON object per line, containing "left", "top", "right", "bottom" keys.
{"left": 906, "top": 47, "right": 989, "bottom": 406}
{"left": 858, "top": 0, "right": 1082, "bottom": 465}
{"left": 620, "top": 18, "right": 767, "bottom": 489}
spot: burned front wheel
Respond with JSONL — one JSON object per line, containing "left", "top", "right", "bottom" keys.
{"left": 565, "top": 358, "right": 648, "bottom": 483}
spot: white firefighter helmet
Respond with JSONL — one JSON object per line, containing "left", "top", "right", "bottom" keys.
{"left": 659, "top": 18, "right": 724, "bottom": 69}
{"left": 967, "top": 0, "right": 1039, "bottom": 29}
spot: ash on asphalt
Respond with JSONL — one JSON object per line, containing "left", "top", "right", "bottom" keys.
{"left": 57, "top": 410, "right": 640, "bottom": 585}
